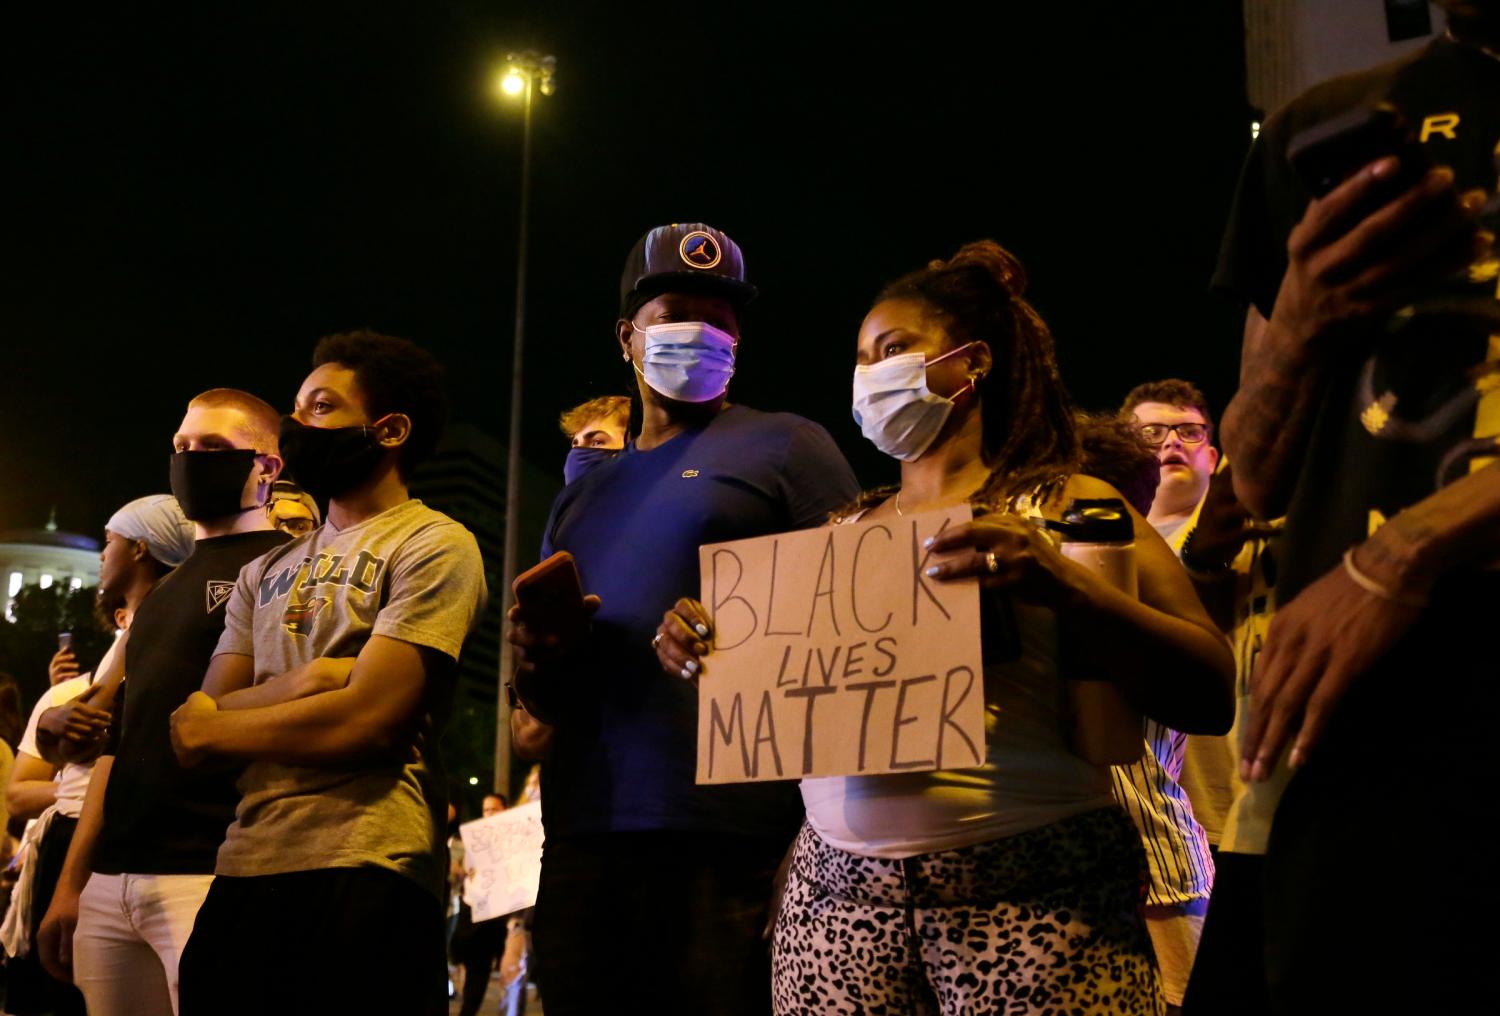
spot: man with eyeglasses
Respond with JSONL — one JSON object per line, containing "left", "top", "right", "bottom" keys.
{"left": 1123, "top": 380, "right": 1220, "bottom": 544}
{"left": 1105, "top": 378, "right": 1232, "bottom": 1012}
{"left": 1122, "top": 379, "right": 1292, "bottom": 1014}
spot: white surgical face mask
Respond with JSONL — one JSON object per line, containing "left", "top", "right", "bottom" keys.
{"left": 632, "top": 321, "right": 737, "bottom": 403}
{"left": 851, "top": 343, "right": 978, "bottom": 461}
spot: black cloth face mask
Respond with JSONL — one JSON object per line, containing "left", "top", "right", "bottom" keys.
{"left": 278, "top": 415, "right": 389, "bottom": 502}
{"left": 169, "top": 450, "right": 260, "bottom": 521}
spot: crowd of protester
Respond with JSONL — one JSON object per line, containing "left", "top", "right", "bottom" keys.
{"left": 0, "top": 4, "right": 1495, "bottom": 1013}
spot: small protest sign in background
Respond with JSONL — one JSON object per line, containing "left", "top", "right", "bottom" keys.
{"left": 460, "top": 801, "right": 544, "bottom": 922}
{"left": 696, "top": 506, "right": 983, "bottom": 784}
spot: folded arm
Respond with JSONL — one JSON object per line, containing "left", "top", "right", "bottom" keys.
{"left": 175, "top": 635, "right": 447, "bottom": 766}
{"left": 204, "top": 654, "right": 355, "bottom": 712}
{"left": 46, "top": 629, "right": 131, "bottom": 766}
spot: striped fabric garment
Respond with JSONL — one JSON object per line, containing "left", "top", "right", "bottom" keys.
{"left": 1110, "top": 720, "right": 1215, "bottom": 906}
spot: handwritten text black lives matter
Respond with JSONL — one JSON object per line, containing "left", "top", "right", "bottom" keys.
{"left": 695, "top": 506, "right": 984, "bottom": 784}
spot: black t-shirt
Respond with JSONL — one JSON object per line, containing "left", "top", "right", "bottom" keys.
{"left": 95, "top": 529, "right": 290, "bottom": 875}
{"left": 1214, "top": 36, "right": 1500, "bottom": 603}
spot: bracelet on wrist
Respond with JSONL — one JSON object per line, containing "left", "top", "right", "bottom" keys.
{"left": 1180, "top": 527, "right": 1235, "bottom": 581}
{"left": 1341, "top": 547, "right": 1429, "bottom": 609}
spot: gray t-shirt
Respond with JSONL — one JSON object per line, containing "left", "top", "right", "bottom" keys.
{"left": 212, "top": 498, "right": 487, "bottom": 897}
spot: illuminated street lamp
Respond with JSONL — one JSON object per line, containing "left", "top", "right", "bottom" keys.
{"left": 493, "top": 50, "right": 555, "bottom": 798}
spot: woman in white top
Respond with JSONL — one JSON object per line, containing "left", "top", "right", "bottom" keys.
{"left": 656, "top": 241, "right": 1233, "bottom": 1015}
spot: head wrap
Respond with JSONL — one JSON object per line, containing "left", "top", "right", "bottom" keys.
{"left": 106, "top": 494, "right": 195, "bottom": 567}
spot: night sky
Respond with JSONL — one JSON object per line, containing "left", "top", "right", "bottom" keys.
{"left": 1, "top": 3, "right": 1251, "bottom": 541}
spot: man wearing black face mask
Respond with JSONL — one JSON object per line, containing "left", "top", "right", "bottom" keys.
{"left": 169, "top": 331, "right": 486, "bottom": 1016}
{"left": 508, "top": 223, "right": 860, "bottom": 1015}
{"left": 37, "top": 388, "right": 289, "bottom": 1016}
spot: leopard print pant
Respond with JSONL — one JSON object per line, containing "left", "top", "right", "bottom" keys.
{"left": 772, "top": 808, "right": 1164, "bottom": 1015}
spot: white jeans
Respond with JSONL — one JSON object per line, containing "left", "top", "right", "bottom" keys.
{"left": 73, "top": 872, "right": 215, "bottom": 1016}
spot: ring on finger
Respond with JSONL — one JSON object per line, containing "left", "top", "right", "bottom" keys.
{"left": 985, "top": 551, "right": 1000, "bottom": 574}
{"left": 651, "top": 632, "right": 664, "bottom": 649}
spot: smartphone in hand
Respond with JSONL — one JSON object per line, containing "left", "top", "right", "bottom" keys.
{"left": 1288, "top": 103, "right": 1429, "bottom": 198}
{"left": 513, "top": 552, "right": 588, "bottom": 639}
{"left": 510, "top": 552, "right": 589, "bottom": 724}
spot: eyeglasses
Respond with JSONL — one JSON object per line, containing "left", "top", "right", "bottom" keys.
{"left": 1138, "top": 422, "right": 1210, "bottom": 446}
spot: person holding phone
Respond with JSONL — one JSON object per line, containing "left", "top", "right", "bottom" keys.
{"left": 657, "top": 241, "right": 1234, "bottom": 1014}
{"left": 1213, "top": 3, "right": 1497, "bottom": 1010}
{"left": 7, "top": 494, "right": 191, "bottom": 1016}
{"left": 507, "top": 223, "right": 860, "bottom": 1015}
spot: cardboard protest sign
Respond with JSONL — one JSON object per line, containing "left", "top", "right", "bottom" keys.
{"left": 460, "top": 801, "right": 544, "bottom": 922}
{"left": 696, "top": 506, "right": 983, "bottom": 784}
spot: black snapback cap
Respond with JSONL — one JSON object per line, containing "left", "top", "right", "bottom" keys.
{"left": 619, "top": 222, "right": 758, "bottom": 317}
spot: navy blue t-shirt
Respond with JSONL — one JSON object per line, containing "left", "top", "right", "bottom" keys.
{"left": 538, "top": 404, "right": 861, "bottom": 840}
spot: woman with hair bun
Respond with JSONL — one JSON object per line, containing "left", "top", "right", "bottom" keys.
{"left": 656, "top": 241, "right": 1234, "bottom": 1014}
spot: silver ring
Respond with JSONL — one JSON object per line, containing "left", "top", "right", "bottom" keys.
{"left": 985, "top": 551, "right": 999, "bottom": 574}
{"left": 651, "top": 633, "right": 665, "bottom": 649}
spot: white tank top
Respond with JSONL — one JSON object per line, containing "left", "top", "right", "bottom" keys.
{"left": 801, "top": 511, "right": 1114, "bottom": 859}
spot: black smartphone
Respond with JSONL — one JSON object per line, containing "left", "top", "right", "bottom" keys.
{"left": 1287, "top": 103, "right": 1429, "bottom": 197}
{"left": 58, "top": 631, "right": 73, "bottom": 653}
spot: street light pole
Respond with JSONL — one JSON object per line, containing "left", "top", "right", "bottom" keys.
{"left": 494, "top": 52, "right": 554, "bottom": 798}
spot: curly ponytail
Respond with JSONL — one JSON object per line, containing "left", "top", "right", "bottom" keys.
{"left": 875, "top": 240, "right": 1080, "bottom": 509}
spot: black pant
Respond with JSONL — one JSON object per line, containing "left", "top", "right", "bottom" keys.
{"left": 178, "top": 867, "right": 446, "bottom": 1016}
{"left": 1261, "top": 598, "right": 1497, "bottom": 1014}
{"left": 5, "top": 815, "right": 85, "bottom": 1016}
{"left": 449, "top": 902, "right": 507, "bottom": 1016}
{"left": 532, "top": 831, "right": 785, "bottom": 1016}
{"left": 1181, "top": 851, "right": 1270, "bottom": 1016}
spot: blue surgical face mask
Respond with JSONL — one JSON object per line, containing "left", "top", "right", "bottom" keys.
{"left": 851, "top": 343, "right": 979, "bottom": 461}
{"left": 563, "top": 445, "right": 618, "bottom": 485}
{"left": 631, "top": 321, "right": 736, "bottom": 403}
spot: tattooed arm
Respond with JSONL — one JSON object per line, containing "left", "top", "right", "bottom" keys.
{"left": 1222, "top": 157, "right": 1486, "bottom": 519}
{"left": 1220, "top": 307, "right": 1330, "bottom": 520}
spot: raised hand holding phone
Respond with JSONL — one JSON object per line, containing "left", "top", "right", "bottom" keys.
{"left": 49, "top": 633, "right": 80, "bottom": 685}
